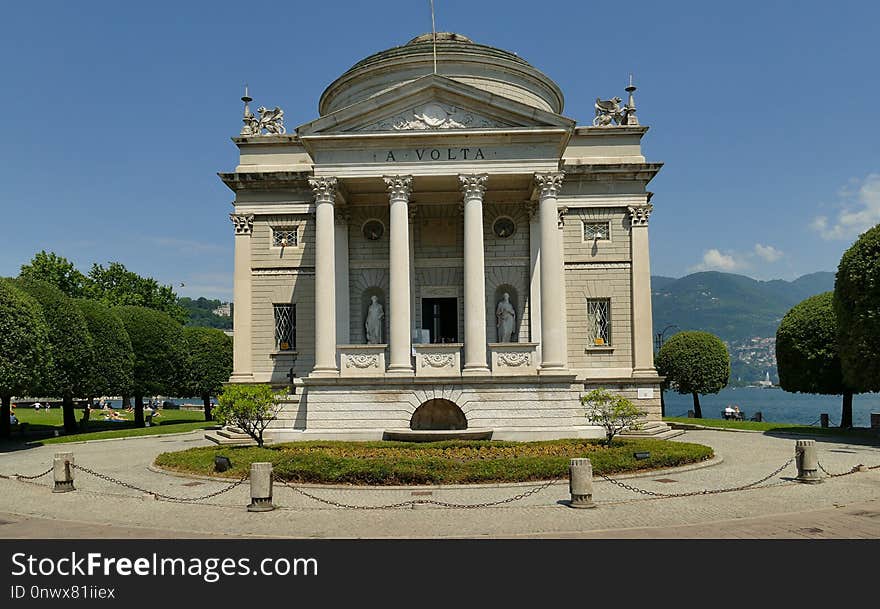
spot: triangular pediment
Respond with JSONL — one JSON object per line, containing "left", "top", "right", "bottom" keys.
{"left": 297, "top": 74, "right": 574, "bottom": 136}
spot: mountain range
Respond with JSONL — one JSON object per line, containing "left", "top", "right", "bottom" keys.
{"left": 651, "top": 271, "right": 835, "bottom": 343}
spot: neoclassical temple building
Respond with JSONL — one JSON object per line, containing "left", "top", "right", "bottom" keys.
{"left": 218, "top": 33, "right": 672, "bottom": 442}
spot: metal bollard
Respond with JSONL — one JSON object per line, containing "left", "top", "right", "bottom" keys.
{"left": 568, "top": 458, "right": 596, "bottom": 509}
{"left": 247, "top": 462, "right": 275, "bottom": 512}
{"left": 795, "top": 440, "right": 822, "bottom": 484}
{"left": 52, "top": 452, "right": 75, "bottom": 493}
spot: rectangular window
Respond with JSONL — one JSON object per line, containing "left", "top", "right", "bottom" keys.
{"left": 274, "top": 304, "right": 296, "bottom": 351}
{"left": 272, "top": 227, "right": 299, "bottom": 247}
{"left": 583, "top": 221, "right": 610, "bottom": 241}
{"left": 587, "top": 299, "right": 611, "bottom": 346}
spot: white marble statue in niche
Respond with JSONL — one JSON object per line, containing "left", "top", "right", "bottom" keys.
{"left": 365, "top": 295, "right": 384, "bottom": 344}
{"left": 496, "top": 293, "right": 516, "bottom": 343}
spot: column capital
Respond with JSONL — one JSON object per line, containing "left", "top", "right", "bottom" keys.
{"left": 229, "top": 213, "right": 255, "bottom": 235}
{"left": 557, "top": 205, "right": 569, "bottom": 229}
{"left": 628, "top": 203, "right": 654, "bottom": 227}
{"left": 459, "top": 173, "right": 488, "bottom": 199}
{"left": 309, "top": 176, "right": 338, "bottom": 203}
{"left": 383, "top": 175, "right": 413, "bottom": 201}
{"left": 534, "top": 172, "right": 565, "bottom": 199}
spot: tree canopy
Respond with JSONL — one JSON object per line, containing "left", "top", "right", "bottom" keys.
{"left": 19, "top": 251, "right": 89, "bottom": 299}
{"left": 655, "top": 331, "right": 730, "bottom": 418}
{"left": 0, "top": 278, "right": 52, "bottom": 438}
{"left": 74, "top": 299, "right": 135, "bottom": 399}
{"left": 180, "top": 326, "right": 233, "bottom": 420}
{"left": 834, "top": 223, "right": 880, "bottom": 393}
{"left": 89, "top": 262, "right": 188, "bottom": 324}
{"left": 13, "top": 278, "right": 95, "bottom": 432}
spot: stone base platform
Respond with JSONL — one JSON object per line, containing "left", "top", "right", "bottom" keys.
{"left": 619, "top": 421, "right": 684, "bottom": 440}
{"left": 382, "top": 428, "right": 493, "bottom": 442}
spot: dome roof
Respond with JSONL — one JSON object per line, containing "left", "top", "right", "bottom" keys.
{"left": 318, "top": 33, "right": 564, "bottom": 117}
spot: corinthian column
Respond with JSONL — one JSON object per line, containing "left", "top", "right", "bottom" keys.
{"left": 384, "top": 175, "right": 414, "bottom": 375}
{"left": 629, "top": 202, "right": 655, "bottom": 376}
{"left": 309, "top": 177, "right": 338, "bottom": 377}
{"left": 460, "top": 174, "right": 490, "bottom": 375}
{"left": 535, "top": 172, "right": 567, "bottom": 372}
{"left": 229, "top": 213, "right": 254, "bottom": 382}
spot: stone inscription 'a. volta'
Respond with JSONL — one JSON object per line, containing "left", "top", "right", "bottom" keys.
{"left": 384, "top": 148, "right": 486, "bottom": 162}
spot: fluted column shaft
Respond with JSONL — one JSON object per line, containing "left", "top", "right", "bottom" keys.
{"left": 630, "top": 203, "right": 655, "bottom": 375}
{"left": 385, "top": 176, "right": 414, "bottom": 374}
{"left": 536, "top": 172, "right": 566, "bottom": 371}
{"left": 229, "top": 213, "right": 254, "bottom": 382}
{"left": 310, "top": 177, "right": 338, "bottom": 376}
{"left": 460, "top": 174, "right": 490, "bottom": 374}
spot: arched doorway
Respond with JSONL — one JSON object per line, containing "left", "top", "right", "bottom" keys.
{"left": 410, "top": 399, "right": 467, "bottom": 430}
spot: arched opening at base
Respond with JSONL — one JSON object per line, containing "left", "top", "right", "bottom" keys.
{"left": 410, "top": 399, "right": 467, "bottom": 430}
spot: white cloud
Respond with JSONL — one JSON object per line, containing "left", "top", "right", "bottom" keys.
{"left": 811, "top": 173, "right": 880, "bottom": 240}
{"left": 690, "top": 249, "right": 747, "bottom": 272}
{"left": 753, "top": 243, "right": 784, "bottom": 262}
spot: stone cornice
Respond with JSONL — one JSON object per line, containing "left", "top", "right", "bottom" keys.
{"left": 219, "top": 171, "right": 313, "bottom": 193}
{"left": 560, "top": 163, "right": 663, "bottom": 183}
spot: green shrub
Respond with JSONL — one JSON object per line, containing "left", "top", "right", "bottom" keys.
{"left": 214, "top": 384, "right": 284, "bottom": 447}
{"left": 582, "top": 388, "right": 646, "bottom": 446}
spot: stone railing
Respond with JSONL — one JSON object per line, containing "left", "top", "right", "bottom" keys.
{"left": 489, "top": 343, "right": 539, "bottom": 375}
{"left": 337, "top": 344, "right": 387, "bottom": 377}
{"left": 414, "top": 343, "right": 463, "bottom": 377}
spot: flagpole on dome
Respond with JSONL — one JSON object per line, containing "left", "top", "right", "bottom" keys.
{"left": 430, "top": 0, "right": 438, "bottom": 74}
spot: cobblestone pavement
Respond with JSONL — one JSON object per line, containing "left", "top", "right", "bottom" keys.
{"left": 0, "top": 429, "right": 878, "bottom": 538}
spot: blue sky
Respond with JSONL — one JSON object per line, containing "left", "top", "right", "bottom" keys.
{"left": 1, "top": 0, "right": 878, "bottom": 300}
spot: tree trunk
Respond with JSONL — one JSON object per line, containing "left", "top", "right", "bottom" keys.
{"left": 692, "top": 393, "right": 702, "bottom": 418}
{"left": 202, "top": 393, "right": 213, "bottom": 422}
{"left": 62, "top": 396, "right": 78, "bottom": 433}
{"left": 840, "top": 392, "right": 853, "bottom": 429}
{"left": 134, "top": 395, "right": 145, "bottom": 428}
{"left": 122, "top": 395, "right": 130, "bottom": 409}
{"left": 0, "top": 395, "right": 10, "bottom": 439}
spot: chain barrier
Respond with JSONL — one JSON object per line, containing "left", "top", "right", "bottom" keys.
{"left": 817, "top": 461, "right": 866, "bottom": 478}
{"left": 71, "top": 464, "right": 249, "bottom": 503}
{"left": 273, "top": 476, "right": 560, "bottom": 510}
{"left": 598, "top": 457, "right": 797, "bottom": 498}
{"left": 13, "top": 466, "right": 54, "bottom": 481}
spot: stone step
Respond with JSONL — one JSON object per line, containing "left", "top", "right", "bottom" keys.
{"left": 217, "top": 427, "right": 251, "bottom": 439}
{"left": 619, "top": 421, "right": 685, "bottom": 440}
{"left": 204, "top": 430, "right": 258, "bottom": 446}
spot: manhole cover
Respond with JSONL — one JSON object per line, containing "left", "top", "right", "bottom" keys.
{"left": 181, "top": 481, "right": 204, "bottom": 487}
{"left": 654, "top": 478, "right": 677, "bottom": 483}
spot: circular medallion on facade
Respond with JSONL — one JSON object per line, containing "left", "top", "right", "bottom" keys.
{"left": 493, "top": 217, "right": 516, "bottom": 239}
{"left": 419, "top": 103, "right": 448, "bottom": 127}
{"left": 363, "top": 219, "right": 385, "bottom": 241}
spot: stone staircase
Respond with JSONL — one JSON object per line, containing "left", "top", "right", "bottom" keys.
{"left": 204, "top": 426, "right": 258, "bottom": 446}
{"left": 619, "top": 420, "right": 685, "bottom": 440}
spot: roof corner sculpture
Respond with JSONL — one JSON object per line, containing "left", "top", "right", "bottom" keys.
{"left": 239, "top": 85, "right": 286, "bottom": 136}
{"left": 592, "top": 75, "right": 640, "bottom": 127}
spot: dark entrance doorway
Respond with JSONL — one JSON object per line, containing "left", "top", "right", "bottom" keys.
{"left": 410, "top": 399, "right": 468, "bottom": 430}
{"left": 421, "top": 297, "right": 458, "bottom": 343}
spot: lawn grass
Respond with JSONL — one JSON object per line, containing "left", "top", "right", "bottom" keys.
{"left": 663, "top": 416, "right": 879, "bottom": 438}
{"left": 155, "top": 438, "right": 714, "bottom": 485}
{"left": 8, "top": 407, "right": 214, "bottom": 445}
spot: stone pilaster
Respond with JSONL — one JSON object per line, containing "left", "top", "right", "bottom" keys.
{"left": 535, "top": 172, "right": 567, "bottom": 372}
{"left": 384, "top": 175, "right": 414, "bottom": 375}
{"left": 229, "top": 213, "right": 255, "bottom": 382}
{"left": 309, "top": 177, "right": 338, "bottom": 377}
{"left": 334, "top": 209, "right": 350, "bottom": 346}
{"left": 460, "top": 174, "right": 490, "bottom": 375}
{"left": 527, "top": 202, "right": 542, "bottom": 359}
{"left": 629, "top": 202, "right": 655, "bottom": 376}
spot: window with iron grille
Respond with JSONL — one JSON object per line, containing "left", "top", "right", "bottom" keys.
{"left": 583, "top": 221, "right": 610, "bottom": 241}
{"left": 274, "top": 304, "right": 295, "bottom": 351}
{"left": 587, "top": 299, "right": 611, "bottom": 346}
{"left": 272, "top": 227, "right": 299, "bottom": 247}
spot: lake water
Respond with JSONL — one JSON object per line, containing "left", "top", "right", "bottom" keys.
{"left": 663, "top": 387, "right": 880, "bottom": 427}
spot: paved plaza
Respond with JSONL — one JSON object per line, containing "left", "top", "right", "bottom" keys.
{"left": 0, "top": 429, "right": 879, "bottom": 539}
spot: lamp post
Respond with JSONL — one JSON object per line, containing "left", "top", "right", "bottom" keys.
{"left": 655, "top": 325, "right": 678, "bottom": 417}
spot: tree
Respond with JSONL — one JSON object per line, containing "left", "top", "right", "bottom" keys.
{"left": 0, "top": 279, "right": 52, "bottom": 438}
{"left": 13, "top": 278, "right": 95, "bottom": 433}
{"left": 180, "top": 326, "right": 233, "bottom": 420}
{"left": 834, "top": 224, "right": 880, "bottom": 395}
{"left": 214, "top": 384, "right": 283, "bottom": 448}
{"left": 89, "top": 262, "right": 187, "bottom": 324}
{"left": 74, "top": 299, "right": 134, "bottom": 405}
{"left": 19, "top": 251, "right": 90, "bottom": 299}
{"left": 655, "top": 331, "right": 729, "bottom": 418}
{"left": 776, "top": 292, "right": 854, "bottom": 427}
{"left": 115, "top": 306, "right": 188, "bottom": 427}
{"left": 581, "top": 388, "right": 646, "bottom": 446}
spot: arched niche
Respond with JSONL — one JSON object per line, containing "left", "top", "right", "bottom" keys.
{"left": 493, "top": 284, "right": 520, "bottom": 343}
{"left": 361, "top": 287, "right": 387, "bottom": 344}
{"left": 410, "top": 399, "right": 468, "bottom": 431}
